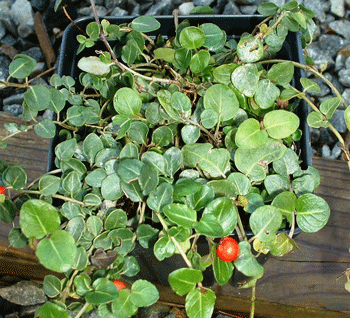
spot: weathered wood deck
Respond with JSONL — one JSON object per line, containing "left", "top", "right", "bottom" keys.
{"left": 1, "top": 113, "right": 350, "bottom": 317}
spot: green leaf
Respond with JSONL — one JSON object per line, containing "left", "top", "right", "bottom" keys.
{"left": 234, "top": 241, "right": 264, "bottom": 277}
{"left": 168, "top": 268, "right": 203, "bottom": 296}
{"left": 174, "top": 48, "right": 192, "bottom": 69}
{"left": 272, "top": 148, "right": 300, "bottom": 177}
{"left": 153, "top": 47, "right": 175, "bottom": 63}
{"left": 181, "top": 125, "right": 200, "bottom": 144}
{"left": 122, "top": 256, "right": 140, "bottom": 277}
{"left": 3, "top": 166, "right": 27, "bottom": 190}
{"left": 127, "top": 121, "right": 149, "bottom": 144}
{"left": 235, "top": 139, "right": 287, "bottom": 181}
{"left": 254, "top": 79, "right": 280, "bottom": 109}
{"left": 202, "top": 197, "right": 237, "bottom": 236}
{"left": 36, "top": 230, "right": 77, "bottom": 273}
{"left": 136, "top": 224, "right": 159, "bottom": 248}
{"left": 212, "top": 245, "right": 234, "bottom": 285}
{"left": 122, "top": 40, "right": 140, "bottom": 64}
{"left": 182, "top": 143, "right": 230, "bottom": 178}
{"left": 164, "top": 147, "right": 183, "bottom": 177}
{"left": 34, "top": 119, "right": 56, "bottom": 138}
{"left": 39, "top": 175, "right": 61, "bottom": 196}
{"left": 190, "top": 50, "right": 210, "bottom": 74}
{"left": 43, "top": 275, "right": 62, "bottom": 298}
{"left": 292, "top": 174, "right": 316, "bottom": 196}
{"left": 190, "top": 5, "right": 214, "bottom": 15}
{"left": 86, "top": 22, "right": 100, "bottom": 41}
{"left": 130, "top": 280, "right": 159, "bottom": 307}
{"left": 101, "top": 173, "right": 122, "bottom": 200}
{"left": 345, "top": 105, "right": 350, "bottom": 131}
{"left": 39, "top": 301, "right": 71, "bottom": 318}
{"left": 152, "top": 126, "right": 173, "bottom": 147}
{"left": 227, "top": 173, "right": 251, "bottom": 196}
{"left": 131, "top": 16, "right": 161, "bottom": 33}
{"left": 66, "top": 106, "right": 89, "bottom": 127}
{"left": 271, "top": 191, "right": 297, "bottom": 223}
{"left": 266, "top": 62, "right": 294, "bottom": 87}
{"left": 23, "top": 85, "right": 51, "bottom": 111}
{"left": 264, "top": 174, "right": 290, "bottom": 197}
{"left": 62, "top": 171, "right": 81, "bottom": 195}
{"left": 113, "top": 87, "right": 142, "bottom": 117}
{"left": 187, "top": 184, "right": 214, "bottom": 211}
{"left": 300, "top": 78, "right": 321, "bottom": 94}
{"left": 307, "top": 111, "right": 329, "bottom": 128}
{"left": 85, "top": 278, "right": 118, "bottom": 304}
{"left": 185, "top": 288, "right": 216, "bottom": 318}
{"left": 296, "top": 193, "right": 330, "bottom": 233}
{"left": 139, "top": 163, "right": 159, "bottom": 195}
{"left": 111, "top": 289, "right": 138, "bottom": 318}
{"left": 113, "top": 115, "right": 132, "bottom": 140}
{"left": 73, "top": 246, "right": 89, "bottom": 270}
{"left": 19, "top": 199, "right": 60, "bottom": 239}
{"left": 200, "top": 23, "right": 224, "bottom": 48}
{"left": 171, "top": 91, "right": 192, "bottom": 113}
{"left": 120, "top": 143, "right": 139, "bottom": 160}
{"left": 78, "top": 56, "right": 111, "bottom": 75}
{"left": 8, "top": 227, "right": 28, "bottom": 248}
{"left": 117, "top": 159, "right": 144, "bottom": 183}
{"left": 141, "top": 151, "right": 168, "bottom": 175}
{"left": 86, "top": 215, "right": 103, "bottom": 237}
{"left": 203, "top": 84, "right": 239, "bottom": 121}
{"left": 153, "top": 236, "right": 176, "bottom": 261}
{"left": 231, "top": 64, "right": 259, "bottom": 97}
{"left": 235, "top": 118, "right": 268, "bottom": 149}
{"left": 74, "top": 274, "right": 92, "bottom": 297}
{"left": 258, "top": 2, "right": 279, "bottom": 16}
{"left": 83, "top": 133, "right": 104, "bottom": 165}
{"left": 237, "top": 35, "right": 263, "bottom": 63}
{"left": 48, "top": 88, "right": 66, "bottom": 112}
{"left": 200, "top": 109, "right": 218, "bottom": 129}
{"left": 55, "top": 138, "right": 77, "bottom": 162}
{"left": 194, "top": 214, "right": 224, "bottom": 237}
{"left": 105, "top": 209, "right": 127, "bottom": 230}
{"left": 270, "top": 232, "right": 294, "bottom": 257}
{"left": 179, "top": 26, "right": 206, "bottom": 49}
{"left": 85, "top": 168, "right": 107, "bottom": 187}
{"left": 147, "top": 182, "right": 173, "bottom": 212}
{"left": 249, "top": 205, "right": 283, "bottom": 242}
{"left": 9, "top": 55, "right": 36, "bottom": 79}
{"left": 66, "top": 217, "right": 85, "bottom": 242}
{"left": 264, "top": 110, "right": 300, "bottom": 139}
{"left": 213, "top": 63, "right": 239, "bottom": 85}
{"left": 163, "top": 203, "right": 197, "bottom": 228}
{"left": 319, "top": 97, "right": 340, "bottom": 119}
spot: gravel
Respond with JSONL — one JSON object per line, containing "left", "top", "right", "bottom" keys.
{"left": 1, "top": 0, "right": 350, "bottom": 316}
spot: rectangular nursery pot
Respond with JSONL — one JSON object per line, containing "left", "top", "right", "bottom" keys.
{"left": 54, "top": 15, "right": 311, "bottom": 287}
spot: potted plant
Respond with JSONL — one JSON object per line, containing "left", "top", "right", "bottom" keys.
{"left": 0, "top": 1, "right": 348, "bottom": 317}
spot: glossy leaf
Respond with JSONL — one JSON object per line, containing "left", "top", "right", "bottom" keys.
{"left": 62, "top": 171, "right": 81, "bottom": 195}
{"left": 266, "top": 62, "right": 294, "bottom": 87}
{"left": 200, "top": 23, "right": 224, "bottom": 48}
{"left": 8, "top": 227, "right": 28, "bottom": 248}
{"left": 78, "top": 56, "right": 110, "bottom": 75}
{"left": 153, "top": 236, "right": 176, "bottom": 261}
{"left": 34, "top": 119, "right": 56, "bottom": 138}
{"left": 43, "top": 275, "right": 62, "bottom": 298}
{"left": 164, "top": 147, "right": 183, "bottom": 177}
{"left": 203, "top": 84, "right": 239, "bottom": 121}
{"left": 237, "top": 35, "right": 263, "bottom": 63}
{"left": 250, "top": 206, "right": 283, "bottom": 242}
{"left": 66, "top": 216, "right": 85, "bottom": 242}
{"left": 3, "top": 166, "right": 27, "bottom": 190}
{"left": 0, "top": 200, "right": 16, "bottom": 224}
{"left": 55, "top": 138, "right": 77, "bottom": 162}
{"left": 179, "top": 26, "right": 206, "bottom": 49}
{"left": 212, "top": 245, "right": 234, "bottom": 285}
{"left": 213, "top": 63, "right": 238, "bottom": 85}
{"left": 168, "top": 268, "right": 203, "bottom": 296}
{"left": 85, "top": 278, "right": 119, "bottom": 304}
{"left": 85, "top": 168, "right": 107, "bottom": 187}
{"left": 19, "top": 199, "right": 60, "bottom": 239}
{"left": 163, "top": 203, "right": 197, "bottom": 228}
{"left": 190, "top": 50, "right": 210, "bottom": 73}
{"left": 181, "top": 125, "right": 200, "bottom": 144}
{"left": 127, "top": 121, "right": 149, "bottom": 144}
{"left": 227, "top": 173, "right": 251, "bottom": 196}
{"left": 319, "top": 97, "right": 340, "bottom": 119}
{"left": 234, "top": 241, "right": 264, "bottom": 277}
{"left": 136, "top": 224, "right": 159, "bottom": 248}
{"left": 270, "top": 232, "right": 294, "bottom": 257}
{"left": 194, "top": 214, "right": 224, "bottom": 237}
{"left": 264, "top": 110, "right": 300, "bottom": 139}
{"left": 36, "top": 230, "right": 77, "bottom": 273}
{"left": 235, "top": 118, "right": 268, "bottom": 149}
{"left": 101, "top": 173, "right": 122, "bottom": 200}
{"left": 39, "top": 302, "right": 71, "bottom": 318}
{"left": 130, "top": 280, "right": 159, "bottom": 307}
{"left": 113, "top": 87, "right": 142, "bottom": 117}
{"left": 254, "top": 79, "right": 280, "bottom": 109}
{"left": 296, "top": 193, "right": 330, "bottom": 233}
{"left": 231, "top": 64, "right": 259, "bottom": 97}
{"left": 307, "top": 111, "right": 329, "bottom": 128}
{"left": 111, "top": 289, "right": 138, "bottom": 318}
{"left": 171, "top": 91, "right": 191, "bottom": 113}
{"left": 152, "top": 126, "right": 173, "bottom": 147}
{"left": 272, "top": 148, "right": 300, "bottom": 176}
{"left": 264, "top": 174, "right": 290, "bottom": 197}
{"left": 131, "top": 16, "right": 161, "bottom": 33}
{"left": 39, "top": 175, "right": 61, "bottom": 196}
{"left": 147, "top": 182, "right": 173, "bottom": 212}
{"left": 154, "top": 47, "right": 175, "bottom": 63}
{"left": 300, "top": 78, "right": 321, "bottom": 94}
{"left": 185, "top": 288, "right": 216, "bottom": 318}
{"left": 139, "top": 163, "right": 159, "bottom": 195}
{"left": 272, "top": 191, "right": 297, "bottom": 223}
{"left": 117, "top": 159, "right": 144, "bottom": 183}
{"left": 9, "top": 54, "right": 36, "bottom": 79}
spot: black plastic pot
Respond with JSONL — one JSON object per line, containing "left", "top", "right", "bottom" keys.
{"left": 54, "top": 15, "right": 309, "bottom": 287}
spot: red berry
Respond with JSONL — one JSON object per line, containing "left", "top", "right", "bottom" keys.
{"left": 0, "top": 186, "right": 7, "bottom": 195}
{"left": 217, "top": 237, "right": 239, "bottom": 262}
{"left": 113, "top": 280, "right": 127, "bottom": 290}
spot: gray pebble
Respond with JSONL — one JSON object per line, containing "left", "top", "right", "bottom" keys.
{"left": 239, "top": 5, "right": 258, "bottom": 15}
{"left": 307, "top": 77, "right": 330, "bottom": 97}
{"left": 324, "top": 72, "right": 344, "bottom": 97}
{"left": 21, "top": 47, "right": 45, "bottom": 63}
{"left": 193, "top": 0, "right": 215, "bottom": 6}
{"left": 78, "top": 5, "right": 108, "bottom": 16}
{"left": 0, "top": 55, "right": 10, "bottom": 82}
{"left": 1, "top": 34, "right": 16, "bottom": 45}
{"left": 265, "top": 0, "right": 285, "bottom": 6}
{"left": 145, "top": 0, "right": 173, "bottom": 15}
{"left": 307, "top": 43, "right": 334, "bottom": 69}
{"left": 335, "top": 53, "right": 347, "bottom": 71}
{"left": 3, "top": 93, "right": 24, "bottom": 106}
{"left": 138, "top": 303, "right": 171, "bottom": 318}
{"left": 331, "top": 143, "right": 342, "bottom": 159}
{"left": 223, "top": 2, "right": 241, "bottom": 14}
{"left": 303, "top": 0, "right": 326, "bottom": 22}
{"left": 105, "top": 0, "right": 126, "bottom": 10}
{"left": 329, "top": 19, "right": 350, "bottom": 40}
{"left": 338, "top": 69, "right": 350, "bottom": 87}
{"left": 345, "top": 56, "right": 350, "bottom": 69}
{"left": 10, "top": 0, "right": 34, "bottom": 29}
{"left": 178, "top": 2, "right": 195, "bottom": 15}
{"left": 0, "top": 20, "right": 6, "bottom": 41}
{"left": 330, "top": 0, "right": 345, "bottom": 17}
{"left": 321, "top": 144, "right": 331, "bottom": 158}
{"left": 342, "top": 88, "right": 350, "bottom": 105}
{"left": 3, "top": 104, "right": 23, "bottom": 116}
{"left": 30, "top": 0, "right": 49, "bottom": 11}
{"left": 317, "top": 35, "right": 349, "bottom": 58}
{"left": 330, "top": 109, "right": 347, "bottom": 133}
{"left": 110, "top": 6, "right": 129, "bottom": 16}
{"left": 18, "top": 23, "right": 34, "bottom": 38}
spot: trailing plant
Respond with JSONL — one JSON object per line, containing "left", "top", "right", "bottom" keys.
{"left": 1, "top": 0, "right": 349, "bottom": 317}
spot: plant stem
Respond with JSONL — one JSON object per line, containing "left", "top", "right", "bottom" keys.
{"left": 20, "top": 190, "right": 86, "bottom": 206}
{"left": 1, "top": 124, "right": 34, "bottom": 142}
{"left": 236, "top": 211, "right": 247, "bottom": 241}
{"left": 289, "top": 211, "right": 296, "bottom": 238}
{"left": 250, "top": 283, "right": 256, "bottom": 318}
{"left": 75, "top": 302, "right": 90, "bottom": 318}
{"left": 155, "top": 211, "right": 193, "bottom": 269}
